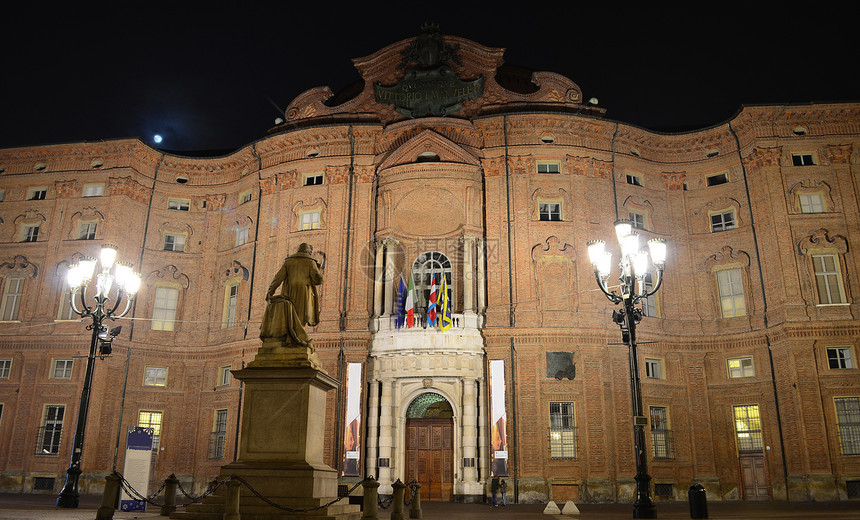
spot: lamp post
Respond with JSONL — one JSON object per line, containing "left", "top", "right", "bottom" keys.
{"left": 57, "top": 244, "right": 141, "bottom": 508}
{"left": 587, "top": 221, "right": 666, "bottom": 519}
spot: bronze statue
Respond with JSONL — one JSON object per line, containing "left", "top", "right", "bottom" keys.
{"left": 260, "top": 243, "right": 323, "bottom": 348}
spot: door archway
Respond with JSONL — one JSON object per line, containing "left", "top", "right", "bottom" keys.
{"left": 404, "top": 392, "right": 454, "bottom": 501}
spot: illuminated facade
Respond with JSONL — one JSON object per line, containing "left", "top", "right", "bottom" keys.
{"left": 0, "top": 27, "right": 859, "bottom": 504}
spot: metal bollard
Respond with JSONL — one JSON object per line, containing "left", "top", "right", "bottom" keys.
{"left": 96, "top": 472, "right": 121, "bottom": 520}
{"left": 160, "top": 474, "right": 179, "bottom": 516}
{"left": 409, "top": 482, "right": 422, "bottom": 519}
{"left": 390, "top": 479, "right": 406, "bottom": 520}
{"left": 361, "top": 478, "right": 380, "bottom": 520}
{"left": 689, "top": 483, "right": 708, "bottom": 519}
{"left": 224, "top": 478, "right": 241, "bottom": 520}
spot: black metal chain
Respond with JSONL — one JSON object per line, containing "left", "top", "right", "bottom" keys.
{"left": 229, "top": 474, "right": 369, "bottom": 513}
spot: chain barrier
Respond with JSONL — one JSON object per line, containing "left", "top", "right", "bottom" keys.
{"left": 377, "top": 479, "right": 418, "bottom": 510}
{"left": 116, "top": 472, "right": 231, "bottom": 510}
{"left": 229, "top": 474, "right": 368, "bottom": 513}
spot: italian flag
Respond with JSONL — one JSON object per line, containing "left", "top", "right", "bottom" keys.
{"left": 405, "top": 274, "right": 415, "bottom": 328}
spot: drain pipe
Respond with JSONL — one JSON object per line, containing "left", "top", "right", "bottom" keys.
{"left": 128, "top": 152, "right": 163, "bottom": 342}
{"left": 729, "top": 121, "right": 790, "bottom": 498}
{"left": 502, "top": 115, "right": 519, "bottom": 502}
{"left": 340, "top": 125, "right": 356, "bottom": 331}
{"left": 244, "top": 144, "right": 264, "bottom": 339}
{"left": 610, "top": 123, "right": 620, "bottom": 220}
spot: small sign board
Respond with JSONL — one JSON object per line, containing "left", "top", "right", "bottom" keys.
{"left": 119, "top": 426, "right": 154, "bottom": 512}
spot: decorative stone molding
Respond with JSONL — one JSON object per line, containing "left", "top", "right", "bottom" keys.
{"left": 12, "top": 210, "right": 46, "bottom": 242}
{"left": 700, "top": 197, "right": 743, "bottom": 234}
{"left": 147, "top": 264, "right": 190, "bottom": 290}
{"left": 743, "top": 147, "right": 781, "bottom": 171}
{"left": 108, "top": 176, "right": 151, "bottom": 204}
{"left": 223, "top": 260, "right": 250, "bottom": 281}
{"left": 705, "top": 245, "right": 751, "bottom": 271}
{"left": 531, "top": 236, "right": 577, "bottom": 316}
{"left": 204, "top": 193, "right": 227, "bottom": 211}
{"left": 68, "top": 207, "right": 106, "bottom": 240}
{"left": 0, "top": 255, "right": 39, "bottom": 278}
{"left": 798, "top": 229, "right": 848, "bottom": 256}
{"left": 823, "top": 144, "right": 852, "bottom": 165}
{"left": 530, "top": 187, "right": 572, "bottom": 221}
{"left": 661, "top": 172, "right": 686, "bottom": 190}
{"left": 787, "top": 180, "right": 835, "bottom": 213}
{"left": 54, "top": 179, "right": 78, "bottom": 198}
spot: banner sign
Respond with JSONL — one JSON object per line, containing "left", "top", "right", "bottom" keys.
{"left": 341, "top": 362, "right": 362, "bottom": 476}
{"left": 120, "top": 426, "right": 154, "bottom": 511}
{"left": 489, "top": 359, "right": 509, "bottom": 476}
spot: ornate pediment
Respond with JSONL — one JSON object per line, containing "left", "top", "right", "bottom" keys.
{"left": 378, "top": 129, "right": 481, "bottom": 170}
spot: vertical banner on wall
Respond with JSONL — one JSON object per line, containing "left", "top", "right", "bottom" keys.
{"left": 489, "top": 359, "right": 509, "bottom": 476}
{"left": 119, "top": 426, "right": 154, "bottom": 511}
{"left": 342, "top": 362, "right": 362, "bottom": 476}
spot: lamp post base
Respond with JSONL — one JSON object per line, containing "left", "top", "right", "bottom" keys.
{"left": 56, "top": 466, "right": 82, "bottom": 508}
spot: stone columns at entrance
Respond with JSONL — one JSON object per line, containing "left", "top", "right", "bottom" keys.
{"left": 366, "top": 380, "right": 380, "bottom": 478}
{"left": 378, "top": 380, "right": 394, "bottom": 493}
{"left": 478, "top": 373, "right": 490, "bottom": 488}
{"left": 462, "top": 379, "right": 478, "bottom": 482}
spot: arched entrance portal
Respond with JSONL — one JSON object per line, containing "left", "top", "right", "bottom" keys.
{"left": 405, "top": 392, "right": 454, "bottom": 501}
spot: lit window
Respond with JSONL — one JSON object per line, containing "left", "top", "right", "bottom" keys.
{"left": 650, "top": 406, "right": 674, "bottom": 459}
{"left": 539, "top": 202, "right": 561, "bottom": 221}
{"left": 645, "top": 358, "right": 664, "bottom": 379}
{"left": 83, "top": 184, "right": 104, "bottom": 197}
{"left": 835, "top": 397, "right": 860, "bottom": 455}
{"left": 827, "top": 347, "right": 854, "bottom": 370}
{"left": 0, "top": 359, "right": 11, "bottom": 379}
{"left": 1, "top": 277, "right": 25, "bottom": 321}
{"left": 28, "top": 188, "right": 47, "bottom": 200}
{"left": 218, "top": 366, "right": 232, "bottom": 386}
{"left": 137, "top": 410, "right": 163, "bottom": 450}
{"left": 38, "top": 405, "right": 65, "bottom": 454}
{"left": 728, "top": 357, "right": 754, "bottom": 378}
{"left": 163, "top": 233, "right": 185, "bottom": 252}
{"left": 629, "top": 211, "right": 645, "bottom": 230}
{"left": 717, "top": 268, "right": 746, "bottom": 318}
{"left": 304, "top": 173, "right": 324, "bottom": 186}
{"left": 537, "top": 162, "right": 560, "bottom": 174}
{"left": 411, "top": 251, "right": 453, "bottom": 317}
{"left": 151, "top": 287, "right": 179, "bottom": 331}
{"left": 235, "top": 227, "right": 249, "bottom": 247}
{"left": 549, "top": 402, "right": 576, "bottom": 458}
{"left": 57, "top": 281, "right": 76, "bottom": 320}
{"left": 812, "top": 254, "right": 845, "bottom": 304}
{"left": 791, "top": 153, "right": 815, "bottom": 166}
{"left": 79, "top": 222, "right": 97, "bottom": 240}
{"left": 641, "top": 273, "right": 658, "bottom": 317}
{"left": 223, "top": 284, "right": 238, "bottom": 328}
{"left": 300, "top": 211, "right": 321, "bottom": 231}
{"left": 733, "top": 404, "right": 762, "bottom": 451}
{"left": 210, "top": 409, "right": 228, "bottom": 459}
{"left": 167, "top": 199, "right": 190, "bottom": 211}
{"left": 798, "top": 193, "right": 824, "bottom": 213}
{"left": 52, "top": 359, "right": 74, "bottom": 379}
{"left": 22, "top": 225, "right": 40, "bottom": 242}
{"left": 144, "top": 366, "right": 168, "bottom": 387}
{"left": 626, "top": 173, "right": 642, "bottom": 186}
{"left": 707, "top": 173, "right": 728, "bottom": 186}
{"left": 710, "top": 210, "right": 736, "bottom": 232}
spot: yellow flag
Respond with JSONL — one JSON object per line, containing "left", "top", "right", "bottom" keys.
{"left": 440, "top": 275, "right": 452, "bottom": 331}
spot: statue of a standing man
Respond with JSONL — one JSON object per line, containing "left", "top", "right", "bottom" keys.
{"left": 260, "top": 243, "right": 323, "bottom": 355}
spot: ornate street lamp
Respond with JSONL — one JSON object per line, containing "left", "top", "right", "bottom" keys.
{"left": 587, "top": 221, "right": 666, "bottom": 519}
{"left": 57, "top": 245, "right": 141, "bottom": 508}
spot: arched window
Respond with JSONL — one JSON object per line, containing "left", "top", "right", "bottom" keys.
{"left": 411, "top": 251, "right": 453, "bottom": 314}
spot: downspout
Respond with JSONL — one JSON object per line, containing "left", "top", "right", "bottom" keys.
{"left": 129, "top": 152, "right": 163, "bottom": 342}
{"left": 340, "top": 125, "right": 356, "bottom": 331}
{"left": 112, "top": 347, "right": 131, "bottom": 472}
{"left": 502, "top": 115, "right": 519, "bottom": 502}
{"left": 233, "top": 350, "right": 245, "bottom": 461}
{"left": 729, "top": 121, "right": 790, "bottom": 498}
{"left": 610, "top": 123, "right": 620, "bottom": 220}
{"left": 244, "top": 144, "right": 263, "bottom": 339}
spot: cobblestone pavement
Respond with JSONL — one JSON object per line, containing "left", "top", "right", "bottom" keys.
{"left": 1, "top": 494, "right": 859, "bottom": 520}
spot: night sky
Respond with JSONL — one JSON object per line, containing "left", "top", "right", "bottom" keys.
{"left": 1, "top": 4, "right": 856, "bottom": 154}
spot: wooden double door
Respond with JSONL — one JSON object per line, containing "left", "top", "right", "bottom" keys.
{"left": 405, "top": 418, "right": 453, "bottom": 501}
{"left": 739, "top": 453, "right": 769, "bottom": 499}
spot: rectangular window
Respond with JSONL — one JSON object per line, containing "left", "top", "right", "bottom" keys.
{"left": 733, "top": 404, "right": 763, "bottom": 452}
{"left": 626, "top": 173, "right": 642, "bottom": 186}
{"left": 38, "top": 405, "right": 65, "bottom": 454}
{"left": 57, "top": 281, "right": 76, "bottom": 320}
{"left": 710, "top": 210, "right": 736, "bottom": 232}
{"left": 798, "top": 193, "right": 824, "bottom": 213}
{"left": 650, "top": 406, "right": 674, "bottom": 459}
{"left": 549, "top": 402, "right": 576, "bottom": 458}
{"left": 717, "top": 268, "right": 746, "bottom": 317}
{"left": 52, "top": 359, "right": 74, "bottom": 379}
{"left": 707, "top": 173, "right": 728, "bottom": 186}
{"left": 151, "top": 287, "right": 179, "bottom": 331}
{"left": 1, "top": 277, "right": 25, "bottom": 321}
{"left": 79, "top": 222, "right": 97, "bottom": 240}
{"left": 240, "top": 191, "right": 252, "bottom": 205}
{"left": 539, "top": 202, "right": 561, "bottom": 221}
{"left": 641, "top": 273, "right": 658, "bottom": 317}
{"left": 29, "top": 188, "right": 47, "bottom": 200}
{"left": 235, "top": 227, "right": 249, "bottom": 247}
{"left": 827, "top": 347, "right": 854, "bottom": 370}
{"left": 812, "top": 254, "right": 845, "bottom": 304}
{"left": 792, "top": 153, "right": 815, "bottom": 166}
{"left": 138, "top": 410, "right": 163, "bottom": 450}
{"left": 304, "top": 173, "right": 324, "bottom": 186}
{"left": 300, "top": 211, "right": 321, "bottom": 230}
{"left": 143, "top": 366, "right": 168, "bottom": 387}
{"left": 83, "top": 184, "right": 104, "bottom": 197}
{"left": 629, "top": 211, "right": 646, "bottom": 230}
{"left": 728, "top": 356, "right": 754, "bottom": 379}
{"left": 0, "top": 359, "right": 11, "bottom": 378}
{"left": 167, "top": 199, "right": 190, "bottom": 211}
{"left": 218, "top": 365, "right": 232, "bottom": 386}
{"left": 0, "top": 189, "right": 5, "bottom": 202}
{"left": 210, "top": 409, "right": 228, "bottom": 459}
{"left": 537, "top": 162, "right": 560, "bottom": 174}
{"left": 224, "top": 284, "right": 238, "bottom": 328}
{"left": 645, "top": 358, "right": 664, "bottom": 379}
{"left": 835, "top": 397, "right": 860, "bottom": 455}
{"left": 163, "top": 233, "right": 185, "bottom": 252}
{"left": 23, "top": 225, "right": 40, "bottom": 242}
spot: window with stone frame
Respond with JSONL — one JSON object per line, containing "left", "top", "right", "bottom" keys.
{"left": 151, "top": 286, "right": 180, "bottom": 331}
{"left": 812, "top": 254, "right": 846, "bottom": 304}
{"left": 727, "top": 356, "right": 754, "bottom": 378}
{"left": 537, "top": 162, "right": 560, "bottom": 174}
{"left": 83, "top": 184, "right": 104, "bottom": 197}
{"left": 163, "top": 233, "right": 186, "bottom": 252}
{"left": 411, "top": 251, "right": 453, "bottom": 317}
{"left": 791, "top": 153, "right": 816, "bottom": 166}
{"left": 539, "top": 201, "right": 562, "bottom": 221}
{"left": 827, "top": 347, "right": 854, "bottom": 370}
{"left": 716, "top": 268, "right": 746, "bottom": 318}
{"left": 549, "top": 402, "right": 577, "bottom": 458}
{"left": 22, "top": 224, "right": 40, "bottom": 242}
{"left": 52, "top": 359, "right": 74, "bottom": 379}
{"left": 835, "top": 397, "right": 860, "bottom": 455}
{"left": 650, "top": 406, "right": 674, "bottom": 459}
{"left": 303, "top": 173, "right": 324, "bottom": 186}
{"left": 138, "top": 410, "right": 163, "bottom": 450}
{"left": 710, "top": 210, "right": 736, "bottom": 232}
{"left": 210, "top": 409, "right": 228, "bottom": 459}
{"left": 300, "top": 210, "right": 321, "bottom": 231}
{"left": 79, "top": 221, "right": 97, "bottom": 240}
{"left": 0, "top": 277, "right": 25, "bottom": 321}
{"left": 798, "top": 192, "right": 825, "bottom": 213}
{"left": 38, "top": 405, "right": 65, "bottom": 454}
{"left": 0, "top": 358, "right": 11, "bottom": 379}
{"left": 143, "top": 366, "right": 168, "bottom": 387}
{"left": 733, "top": 404, "right": 763, "bottom": 452}
{"left": 28, "top": 188, "right": 47, "bottom": 200}
{"left": 57, "top": 279, "right": 77, "bottom": 320}
{"left": 223, "top": 283, "right": 239, "bottom": 328}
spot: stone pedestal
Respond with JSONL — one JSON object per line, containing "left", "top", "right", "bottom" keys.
{"left": 173, "top": 363, "right": 360, "bottom": 519}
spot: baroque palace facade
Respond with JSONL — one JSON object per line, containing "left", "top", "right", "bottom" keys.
{"left": 0, "top": 27, "right": 859, "bottom": 504}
